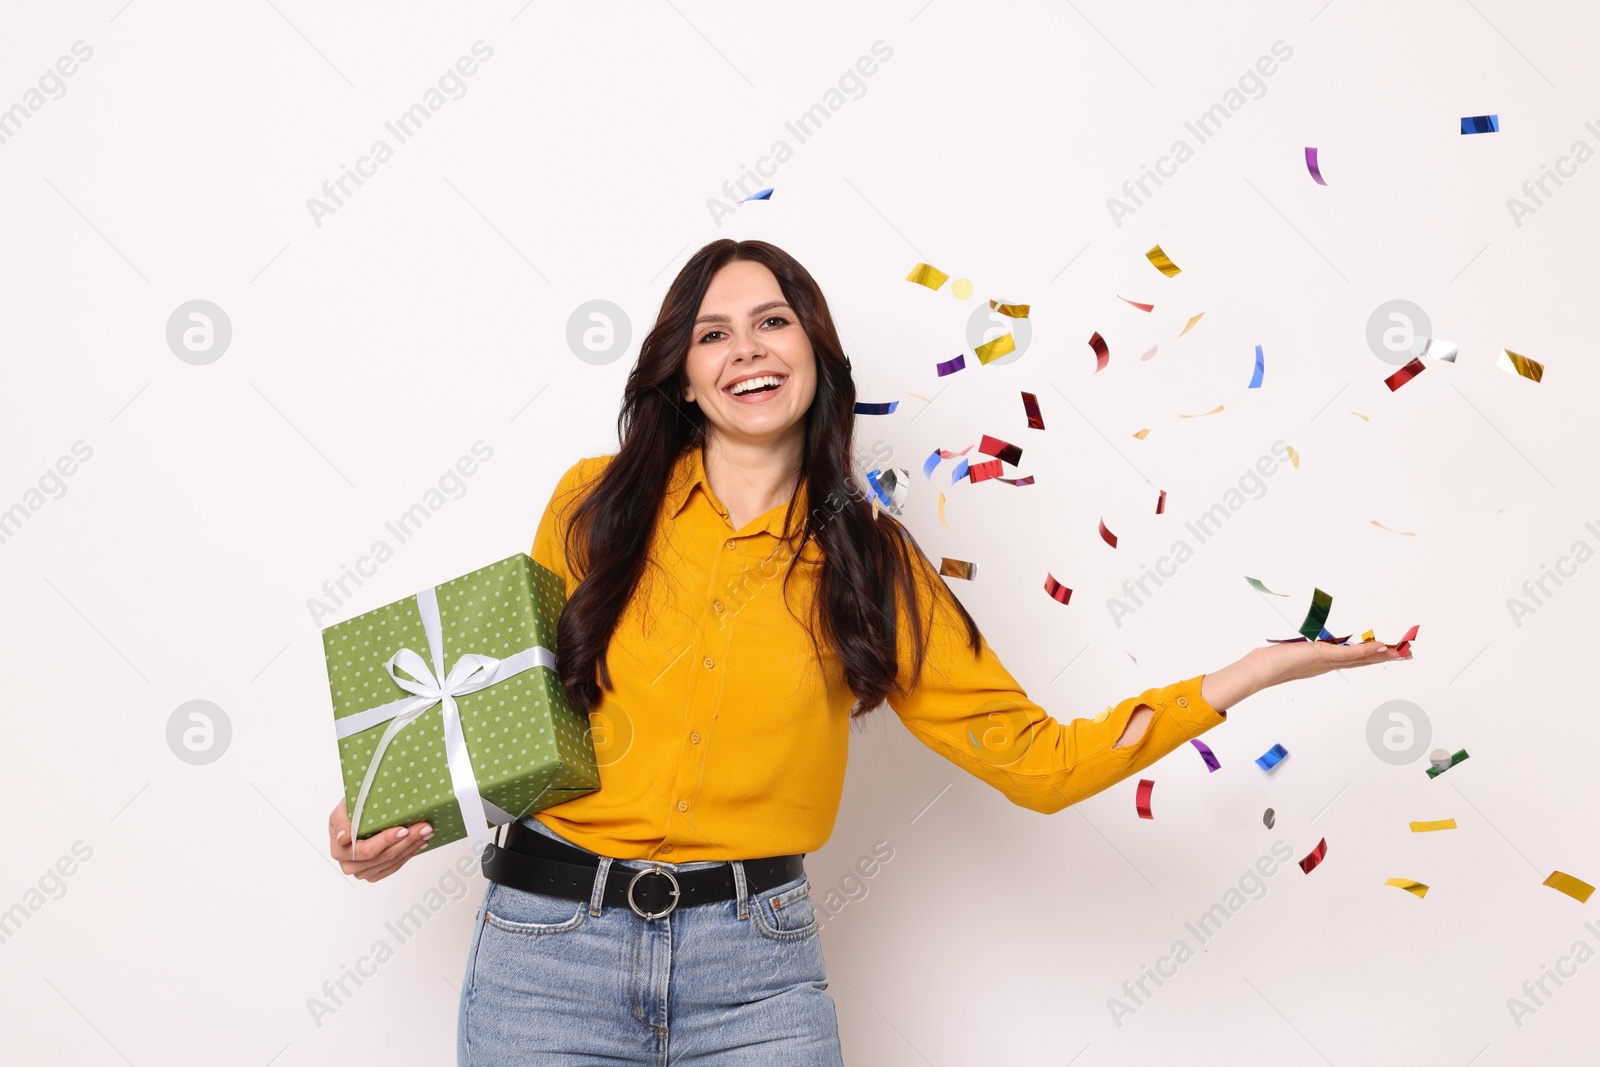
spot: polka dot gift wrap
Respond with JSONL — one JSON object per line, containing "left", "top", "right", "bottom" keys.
{"left": 321, "top": 553, "right": 600, "bottom": 853}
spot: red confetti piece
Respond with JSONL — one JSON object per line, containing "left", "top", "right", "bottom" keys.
{"left": 1099, "top": 518, "right": 1118, "bottom": 549}
{"left": 1140, "top": 346, "right": 1158, "bottom": 361}
{"left": 1119, "top": 296, "right": 1154, "bottom": 312}
{"left": 1044, "top": 573, "right": 1072, "bottom": 605}
{"left": 967, "top": 459, "right": 1004, "bottom": 483}
{"left": 1136, "top": 779, "right": 1155, "bottom": 819}
{"left": 1022, "top": 392, "right": 1044, "bottom": 429}
{"left": 1089, "top": 331, "right": 1110, "bottom": 373}
{"left": 1156, "top": 489, "right": 1167, "bottom": 514}
{"left": 1384, "top": 358, "right": 1427, "bottom": 391}
{"left": 1299, "top": 838, "right": 1328, "bottom": 874}
{"left": 978, "top": 434, "right": 1023, "bottom": 466}
{"left": 1394, "top": 623, "right": 1419, "bottom": 657}
{"left": 996, "top": 475, "right": 1035, "bottom": 486}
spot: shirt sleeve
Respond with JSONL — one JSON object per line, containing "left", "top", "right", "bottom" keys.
{"left": 529, "top": 456, "right": 610, "bottom": 599}
{"left": 883, "top": 546, "right": 1228, "bottom": 815}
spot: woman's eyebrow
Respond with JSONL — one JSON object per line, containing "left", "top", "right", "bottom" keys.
{"left": 693, "top": 300, "right": 790, "bottom": 327}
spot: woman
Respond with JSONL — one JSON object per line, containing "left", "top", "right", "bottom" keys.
{"left": 327, "top": 239, "right": 1405, "bottom": 1063}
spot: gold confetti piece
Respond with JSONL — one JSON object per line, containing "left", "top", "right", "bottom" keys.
{"left": 1498, "top": 349, "right": 1545, "bottom": 383}
{"left": 1145, "top": 245, "right": 1181, "bottom": 277}
{"left": 1361, "top": 630, "right": 1376, "bottom": 642}
{"left": 1286, "top": 445, "right": 1300, "bottom": 468}
{"left": 974, "top": 332, "right": 1016, "bottom": 364}
{"left": 904, "top": 391, "right": 932, "bottom": 403}
{"left": 1544, "top": 871, "right": 1596, "bottom": 903}
{"left": 1133, "top": 428, "right": 1151, "bottom": 440}
{"left": 1385, "top": 878, "right": 1429, "bottom": 898}
{"left": 937, "top": 491, "right": 948, "bottom": 527}
{"left": 1178, "top": 404, "right": 1225, "bottom": 418}
{"left": 988, "top": 299, "right": 1030, "bottom": 318}
{"left": 1410, "top": 819, "right": 1458, "bottom": 833}
{"left": 1371, "top": 520, "right": 1416, "bottom": 536}
{"left": 1350, "top": 412, "right": 1370, "bottom": 421}
{"left": 906, "top": 263, "right": 949, "bottom": 290}
{"left": 951, "top": 278, "right": 974, "bottom": 299}
{"left": 939, "top": 557, "right": 977, "bottom": 580}
{"left": 1178, "top": 312, "right": 1205, "bottom": 337}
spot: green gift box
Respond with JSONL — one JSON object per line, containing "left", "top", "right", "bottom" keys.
{"left": 322, "top": 553, "right": 599, "bottom": 857}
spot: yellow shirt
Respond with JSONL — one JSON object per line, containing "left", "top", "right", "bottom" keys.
{"left": 530, "top": 444, "right": 1227, "bottom": 862}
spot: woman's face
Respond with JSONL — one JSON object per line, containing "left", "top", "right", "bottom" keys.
{"left": 681, "top": 259, "right": 817, "bottom": 450}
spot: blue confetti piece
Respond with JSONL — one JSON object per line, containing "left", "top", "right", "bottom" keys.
{"left": 1460, "top": 114, "right": 1499, "bottom": 135}
{"left": 1248, "top": 344, "right": 1264, "bottom": 389}
{"left": 923, "top": 449, "right": 942, "bottom": 479}
{"left": 865, "top": 469, "right": 893, "bottom": 508}
{"left": 854, "top": 401, "right": 899, "bottom": 415}
{"left": 1255, "top": 743, "right": 1288, "bottom": 771}
{"left": 951, "top": 458, "right": 969, "bottom": 484}
{"left": 743, "top": 187, "right": 774, "bottom": 201}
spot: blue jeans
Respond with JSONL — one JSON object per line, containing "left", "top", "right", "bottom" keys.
{"left": 457, "top": 817, "right": 845, "bottom": 1065}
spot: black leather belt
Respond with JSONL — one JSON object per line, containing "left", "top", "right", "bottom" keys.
{"left": 481, "top": 819, "right": 806, "bottom": 921}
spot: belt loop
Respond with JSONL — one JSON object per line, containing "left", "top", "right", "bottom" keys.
{"left": 589, "top": 855, "right": 613, "bottom": 916}
{"left": 731, "top": 859, "right": 750, "bottom": 920}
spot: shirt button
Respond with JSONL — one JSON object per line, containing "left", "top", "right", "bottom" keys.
{"left": 713, "top": 600, "right": 724, "bottom": 612}
{"left": 677, "top": 800, "right": 689, "bottom": 812}
{"left": 702, "top": 656, "right": 714, "bottom": 669}
{"left": 690, "top": 731, "right": 701, "bottom": 744}
{"left": 725, "top": 539, "right": 736, "bottom": 550}
{"left": 659, "top": 843, "right": 673, "bottom": 854}
{"left": 1177, "top": 696, "right": 1189, "bottom": 708}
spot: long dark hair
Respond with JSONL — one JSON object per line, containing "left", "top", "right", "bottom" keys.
{"left": 554, "top": 239, "right": 982, "bottom": 721}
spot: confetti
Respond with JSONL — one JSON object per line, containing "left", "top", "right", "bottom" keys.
{"left": 967, "top": 459, "right": 1004, "bottom": 483}
{"left": 951, "top": 278, "right": 974, "bottom": 299}
{"left": 1410, "top": 337, "right": 1459, "bottom": 363}
{"left": 1256, "top": 743, "right": 1289, "bottom": 771}
{"left": 995, "top": 475, "right": 1035, "bottom": 487}
{"left": 1286, "top": 445, "right": 1300, "bottom": 468}
{"left": 974, "top": 332, "right": 1016, "bottom": 365}
{"left": 1140, "top": 345, "right": 1159, "bottom": 361}
{"left": 951, "top": 458, "right": 969, "bottom": 484}
{"left": 1394, "top": 623, "right": 1419, "bottom": 656}
{"left": 1350, "top": 412, "right": 1370, "bottom": 422}
{"left": 1146, "top": 245, "right": 1181, "bottom": 276}
{"left": 1428, "top": 749, "right": 1453, "bottom": 770}
{"left": 1044, "top": 573, "right": 1073, "bottom": 605}
{"left": 1298, "top": 837, "right": 1328, "bottom": 874}
{"left": 1543, "top": 871, "right": 1596, "bottom": 904}
{"left": 904, "top": 392, "right": 932, "bottom": 403}
{"left": 1089, "top": 331, "right": 1110, "bottom": 373}
{"left": 1384, "top": 357, "right": 1427, "bottom": 391}
{"left": 1099, "top": 518, "right": 1118, "bottom": 548}
{"left": 1362, "top": 630, "right": 1376, "bottom": 643}
{"left": 1305, "top": 146, "right": 1327, "bottom": 185}
{"left": 1126, "top": 650, "right": 1137, "bottom": 665}
{"left": 1424, "top": 748, "right": 1469, "bottom": 779}
{"left": 922, "top": 449, "right": 943, "bottom": 479}
{"left": 1190, "top": 739, "right": 1221, "bottom": 773}
{"left": 1022, "top": 391, "right": 1045, "bottom": 429}
{"left": 937, "top": 491, "right": 948, "bottom": 527}
{"left": 988, "top": 299, "right": 1030, "bottom": 318}
{"left": 939, "top": 558, "right": 977, "bottom": 580}
{"left": 1246, "top": 576, "right": 1290, "bottom": 596}
{"left": 935, "top": 354, "right": 966, "bottom": 376}
{"left": 1248, "top": 344, "right": 1265, "bottom": 389}
{"left": 1179, "top": 404, "right": 1225, "bottom": 418}
{"left": 1371, "top": 520, "right": 1416, "bottom": 536}
{"left": 1120, "top": 296, "right": 1154, "bottom": 312}
{"left": 1385, "top": 878, "right": 1429, "bottom": 899}
{"left": 1498, "top": 349, "right": 1545, "bottom": 383}
{"left": 1263, "top": 807, "right": 1276, "bottom": 829}
{"left": 1156, "top": 489, "right": 1167, "bottom": 514}
{"left": 1460, "top": 114, "right": 1499, "bottom": 135}
{"left": 1136, "top": 779, "right": 1155, "bottom": 819}
{"left": 743, "top": 187, "right": 773, "bottom": 201}
{"left": 978, "top": 434, "right": 1022, "bottom": 466}
{"left": 906, "top": 262, "right": 949, "bottom": 289}
{"left": 1410, "top": 818, "right": 1458, "bottom": 833}
{"left": 1133, "top": 428, "right": 1152, "bottom": 439}
{"left": 854, "top": 401, "right": 899, "bottom": 415}
{"left": 1178, "top": 313, "right": 1205, "bottom": 337}
{"left": 865, "top": 468, "right": 907, "bottom": 512}
{"left": 1297, "top": 587, "right": 1333, "bottom": 640}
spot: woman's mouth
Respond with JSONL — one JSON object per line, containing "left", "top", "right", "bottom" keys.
{"left": 723, "top": 374, "right": 788, "bottom": 404}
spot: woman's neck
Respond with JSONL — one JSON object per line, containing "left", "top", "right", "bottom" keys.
{"left": 700, "top": 431, "right": 803, "bottom": 529}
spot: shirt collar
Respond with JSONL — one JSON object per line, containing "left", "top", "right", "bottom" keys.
{"left": 666, "top": 442, "right": 813, "bottom": 542}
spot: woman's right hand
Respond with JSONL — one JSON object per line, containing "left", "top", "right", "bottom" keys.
{"left": 328, "top": 797, "right": 433, "bottom": 882}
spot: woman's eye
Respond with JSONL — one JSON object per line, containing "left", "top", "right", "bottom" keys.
{"left": 698, "top": 330, "right": 724, "bottom": 344}
{"left": 763, "top": 315, "right": 789, "bottom": 328}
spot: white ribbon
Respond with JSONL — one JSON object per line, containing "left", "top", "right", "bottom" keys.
{"left": 334, "top": 585, "right": 556, "bottom": 865}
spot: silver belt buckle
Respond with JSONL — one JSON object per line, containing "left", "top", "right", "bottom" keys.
{"left": 626, "top": 864, "right": 681, "bottom": 920}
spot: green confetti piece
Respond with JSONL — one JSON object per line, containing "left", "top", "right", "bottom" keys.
{"left": 1298, "top": 587, "right": 1333, "bottom": 641}
{"left": 1425, "top": 749, "right": 1470, "bottom": 779}
{"left": 1246, "top": 576, "right": 1290, "bottom": 597}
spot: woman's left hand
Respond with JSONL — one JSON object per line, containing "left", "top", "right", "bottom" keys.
{"left": 1246, "top": 637, "right": 1408, "bottom": 689}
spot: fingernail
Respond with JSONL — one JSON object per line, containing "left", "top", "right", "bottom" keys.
{"left": 419, "top": 826, "right": 434, "bottom": 839}
{"left": 396, "top": 827, "right": 408, "bottom": 839}
{"left": 337, "top": 829, "right": 348, "bottom": 842}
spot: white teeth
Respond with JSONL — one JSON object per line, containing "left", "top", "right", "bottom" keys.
{"left": 728, "top": 375, "right": 786, "bottom": 395}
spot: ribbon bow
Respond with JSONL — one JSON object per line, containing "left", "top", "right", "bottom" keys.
{"left": 335, "top": 585, "right": 555, "bottom": 864}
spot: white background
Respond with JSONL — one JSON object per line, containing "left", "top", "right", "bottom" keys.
{"left": 2, "top": 1, "right": 1597, "bottom": 1064}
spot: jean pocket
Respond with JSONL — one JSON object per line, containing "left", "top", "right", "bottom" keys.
{"left": 482, "top": 882, "right": 588, "bottom": 936}
{"left": 750, "top": 874, "right": 818, "bottom": 942}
